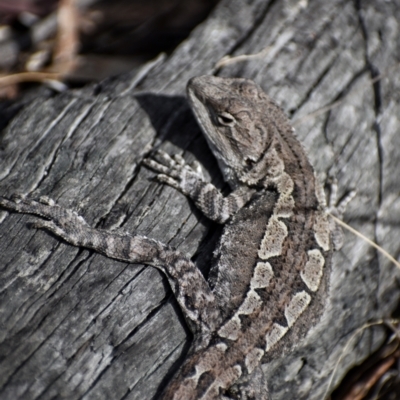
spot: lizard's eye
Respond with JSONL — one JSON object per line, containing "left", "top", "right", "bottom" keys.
{"left": 217, "top": 112, "right": 236, "bottom": 126}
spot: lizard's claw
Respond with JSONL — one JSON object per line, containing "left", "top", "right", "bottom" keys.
{"left": 39, "top": 196, "right": 56, "bottom": 206}
{"left": 172, "top": 154, "right": 186, "bottom": 166}
{"left": 189, "top": 160, "right": 205, "bottom": 180}
{"left": 10, "top": 193, "right": 26, "bottom": 202}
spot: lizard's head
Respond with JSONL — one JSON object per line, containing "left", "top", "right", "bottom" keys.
{"left": 187, "top": 75, "right": 284, "bottom": 187}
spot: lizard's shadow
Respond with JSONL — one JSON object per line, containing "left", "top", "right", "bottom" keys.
{"left": 135, "top": 93, "right": 225, "bottom": 397}
{"left": 135, "top": 93, "right": 223, "bottom": 185}
{"left": 135, "top": 93, "right": 225, "bottom": 270}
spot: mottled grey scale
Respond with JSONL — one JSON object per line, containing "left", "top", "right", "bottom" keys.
{"left": 251, "top": 262, "right": 274, "bottom": 289}
{"left": 258, "top": 215, "right": 289, "bottom": 260}
{"left": 218, "top": 315, "right": 241, "bottom": 340}
{"left": 203, "top": 365, "right": 242, "bottom": 399}
{"left": 218, "top": 260, "right": 274, "bottom": 340}
{"left": 86, "top": 234, "right": 102, "bottom": 250}
{"left": 195, "top": 182, "right": 235, "bottom": 223}
{"left": 197, "top": 372, "right": 216, "bottom": 398}
{"left": 211, "top": 192, "right": 225, "bottom": 222}
{"left": 191, "top": 180, "right": 207, "bottom": 203}
{"left": 284, "top": 291, "right": 312, "bottom": 328}
{"left": 119, "top": 236, "right": 132, "bottom": 260}
{"left": 301, "top": 249, "right": 325, "bottom": 292}
{"left": 258, "top": 148, "right": 295, "bottom": 261}
{"left": 313, "top": 212, "right": 331, "bottom": 251}
{"left": 265, "top": 323, "right": 288, "bottom": 351}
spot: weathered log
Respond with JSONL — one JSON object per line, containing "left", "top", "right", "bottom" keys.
{"left": 0, "top": 0, "right": 399, "bottom": 399}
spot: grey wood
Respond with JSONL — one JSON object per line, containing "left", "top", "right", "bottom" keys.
{"left": 0, "top": 0, "right": 399, "bottom": 399}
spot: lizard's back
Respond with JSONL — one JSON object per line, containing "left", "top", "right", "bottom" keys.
{"left": 161, "top": 76, "right": 333, "bottom": 400}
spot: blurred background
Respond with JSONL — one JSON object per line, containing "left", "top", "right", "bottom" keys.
{"left": 0, "top": 0, "right": 220, "bottom": 98}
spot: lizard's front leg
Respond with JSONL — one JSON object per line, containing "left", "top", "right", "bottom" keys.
{"left": 0, "top": 194, "right": 220, "bottom": 340}
{"left": 144, "top": 150, "right": 256, "bottom": 223}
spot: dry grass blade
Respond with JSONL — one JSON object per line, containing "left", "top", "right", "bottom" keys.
{"left": 0, "top": 72, "right": 61, "bottom": 87}
{"left": 328, "top": 213, "right": 400, "bottom": 270}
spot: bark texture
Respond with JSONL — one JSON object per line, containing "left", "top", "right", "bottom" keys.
{"left": 1, "top": 0, "right": 400, "bottom": 399}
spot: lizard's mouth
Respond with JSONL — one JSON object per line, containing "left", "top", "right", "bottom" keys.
{"left": 186, "top": 78, "right": 222, "bottom": 154}
{"left": 187, "top": 77, "right": 238, "bottom": 186}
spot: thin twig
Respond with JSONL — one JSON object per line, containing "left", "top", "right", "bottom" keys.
{"left": 324, "top": 319, "right": 400, "bottom": 399}
{"left": 324, "top": 319, "right": 390, "bottom": 399}
{"left": 215, "top": 47, "right": 271, "bottom": 69}
{"left": 328, "top": 213, "right": 400, "bottom": 269}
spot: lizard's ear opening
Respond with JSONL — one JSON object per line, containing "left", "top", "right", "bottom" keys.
{"left": 217, "top": 112, "right": 236, "bottom": 127}
{"left": 244, "top": 158, "right": 254, "bottom": 167}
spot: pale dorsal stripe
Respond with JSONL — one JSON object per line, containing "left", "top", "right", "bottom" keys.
{"left": 245, "top": 347, "right": 265, "bottom": 374}
{"left": 265, "top": 323, "right": 288, "bottom": 351}
{"left": 284, "top": 291, "right": 312, "bottom": 328}
{"left": 314, "top": 179, "right": 327, "bottom": 208}
{"left": 258, "top": 216, "right": 288, "bottom": 260}
{"left": 313, "top": 211, "right": 330, "bottom": 251}
{"left": 301, "top": 249, "right": 325, "bottom": 292}
{"left": 274, "top": 172, "right": 295, "bottom": 218}
{"left": 274, "top": 191, "right": 295, "bottom": 218}
{"left": 237, "top": 290, "right": 263, "bottom": 315}
{"left": 277, "top": 171, "right": 294, "bottom": 194}
{"left": 215, "top": 342, "right": 228, "bottom": 352}
{"left": 218, "top": 315, "right": 241, "bottom": 340}
{"left": 251, "top": 262, "right": 274, "bottom": 289}
{"left": 258, "top": 149, "right": 295, "bottom": 260}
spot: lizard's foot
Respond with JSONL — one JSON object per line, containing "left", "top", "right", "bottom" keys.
{"left": 326, "top": 178, "right": 356, "bottom": 218}
{"left": 0, "top": 194, "right": 90, "bottom": 240}
{"left": 143, "top": 150, "right": 206, "bottom": 195}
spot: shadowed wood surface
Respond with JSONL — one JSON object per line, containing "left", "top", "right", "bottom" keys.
{"left": 1, "top": 0, "right": 400, "bottom": 399}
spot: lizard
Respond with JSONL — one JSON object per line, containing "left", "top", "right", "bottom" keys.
{"left": 0, "top": 76, "right": 352, "bottom": 399}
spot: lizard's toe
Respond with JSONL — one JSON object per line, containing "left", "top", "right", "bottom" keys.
{"left": 11, "top": 193, "right": 26, "bottom": 202}
{"left": 39, "top": 196, "right": 56, "bottom": 206}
